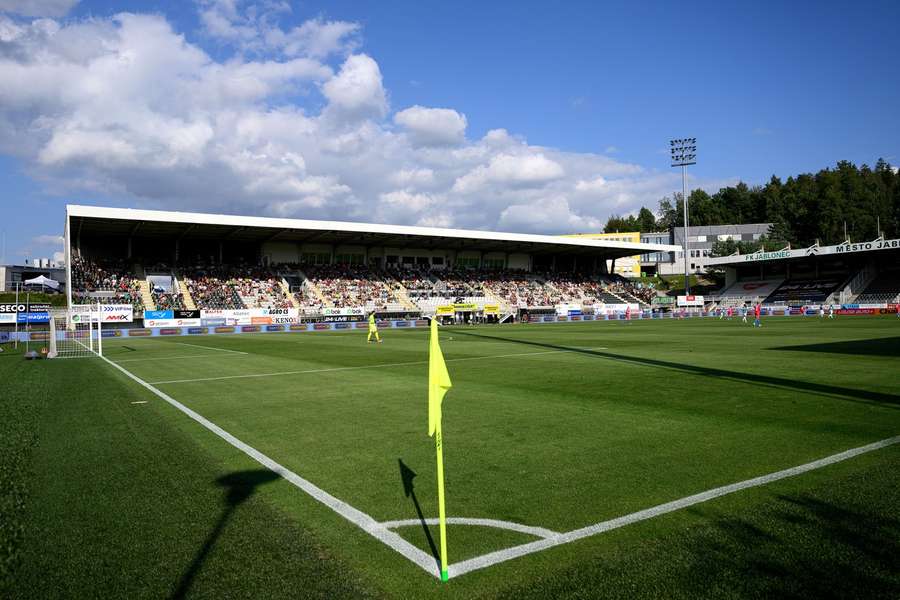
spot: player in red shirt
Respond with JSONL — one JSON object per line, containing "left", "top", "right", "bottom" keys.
{"left": 753, "top": 303, "right": 762, "bottom": 327}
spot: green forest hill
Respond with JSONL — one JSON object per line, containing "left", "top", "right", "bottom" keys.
{"left": 603, "top": 159, "right": 900, "bottom": 253}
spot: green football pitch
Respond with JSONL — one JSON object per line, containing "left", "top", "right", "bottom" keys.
{"left": 4, "top": 317, "right": 900, "bottom": 598}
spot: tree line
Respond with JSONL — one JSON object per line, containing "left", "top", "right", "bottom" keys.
{"left": 603, "top": 159, "right": 900, "bottom": 251}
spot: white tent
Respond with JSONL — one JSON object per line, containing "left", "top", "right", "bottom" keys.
{"left": 24, "top": 275, "right": 60, "bottom": 290}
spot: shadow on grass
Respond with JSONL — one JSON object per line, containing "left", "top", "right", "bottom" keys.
{"left": 772, "top": 337, "right": 900, "bottom": 358}
{"left": 171, "top": 469, "right": 280, "bottom": 599}
{"left": 677, "top": 493, "right": 900, "bottom": 599}
{"left": 398, "top": 459, "right": 440, "bottom": 567}
{"left": 497, "top": 492, "right": 900, "bottom": 599}
{"left": 451, "top": 330, "right": 900, "bottom": 407}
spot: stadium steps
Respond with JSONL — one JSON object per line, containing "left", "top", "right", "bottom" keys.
{"left": 138, "top": 279, "right": 156, "bottom": 311}
{"left": 379, "top": 270, "right": 418, "bottom": 310}
{"left": 393, "top": 285, "right": 419, "bottom": 311}
{"left": 280, "top": 279, "right": 300, "bottom": 308}
{"left": 174, "top": 275, "right": 197, "bottom": 310}
{"left": 297, "top": 270, "right": 332, "bottom": 307}
{"left": 482, "top": 287, "right": 512, "bottom": 314}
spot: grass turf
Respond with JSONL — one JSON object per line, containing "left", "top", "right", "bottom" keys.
{"left": 3, "top": 316, "right": 899, "bottom": 598}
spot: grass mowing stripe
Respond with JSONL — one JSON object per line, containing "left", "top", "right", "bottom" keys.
{"left": 148, "top": 347, "right": 608, "bottom": 385}
{"left": 448, "top": 434, "right": 900, "bottom": 578}
{"left": 97, "top": 353, "right": 443, "bottom": 579}
{"left": 173, "top": 342, "right": 248, "bottom": 354}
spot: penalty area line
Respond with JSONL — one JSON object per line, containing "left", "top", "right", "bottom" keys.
{"left": 98, "top": 354, "right": 442, "bottom": 578}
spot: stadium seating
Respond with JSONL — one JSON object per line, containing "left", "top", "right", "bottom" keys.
{"left": 71, "top": 257, "right": 663, "bottom": 316}
{"left": 764, "top": 278, "right": 843, "bottom": 305}
{"left": 71, "top": 255, "right": 144, "bottom": 313}
{"left": 854, "top": 268, "right": 900, "bottom": 304}
{"left": 300, "top": 265, "right": 403, "bottom": 312}
{"left": 714, "top": 279, "right": 784, "bottom": 307}
{"left": 182, "top": 267, "right": 248, "bottom": 310}
{"left": 151, "top": 290, "right": 185, "bottom": 310}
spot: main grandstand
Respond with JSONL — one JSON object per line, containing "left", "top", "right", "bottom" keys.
{"left": 65, "top": 205, "right": 679, "bottom": 323}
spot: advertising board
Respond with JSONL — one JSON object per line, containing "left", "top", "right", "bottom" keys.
{"left": 677, "top": 295, "right": 705, "bottom": 307}
{"left": 200, "top": 308, "right": 298, "bottom": 325}
{"left": 322, "top": 307, "right": 365, "bottom": 317}
{"left": 0, "top": 302, "right": 51, "bottom": 313}
{"left": 98, "top": 304, "right": 134, "bottom": 323}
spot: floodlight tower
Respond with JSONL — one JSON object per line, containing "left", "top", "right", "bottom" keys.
{"left": 670, "top": 138, "right": 697, "bottom": 294}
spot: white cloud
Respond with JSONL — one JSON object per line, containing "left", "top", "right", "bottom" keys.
{"left": 31, "top": 234, "right": 64, "bottom": 246}
{"left": 0, "top": 0, "right": 78, "bottom": 17}
{"left": 394, "top": 105, "right": 466, "bottom": 147}
{"left": 391, "top": 167, "right": 434, "bottom": 187}
{"left": 499, "top": 196, "right": 602, "bottom": 233}
{"left": 453, "top": 152, "right": 564, "bottom": 194}
{"left": 0, "top": 6, "right": 727, "bottom": 235}
{"left": 268, "top": 17, "right": 360, "bottom": 59}
{"left": 322, "top": 54, "right": 387, "bottom": 120}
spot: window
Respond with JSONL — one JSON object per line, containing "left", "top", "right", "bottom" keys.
{"left": 483, "top": 258, "right": 505, "bottom": 268}
{"left": 431, "top": 256, "right": 444, "bottom": 265}
{"left": 386, "top": 255, "right": 399, "bottom": 265}
{"left": 334, "top": 253, "right": 363, "bottom": 265}
{"left": 456, "top": 256, "right": 480, "bottom": 268}
{"left": 402, "top": 256, "right": 415, "bottom": 265}
{"left": 416, "top": 256, "right": 430, "bottom": 265}
{"left": 301, "top": 252, "right": 331, "bottom": 265}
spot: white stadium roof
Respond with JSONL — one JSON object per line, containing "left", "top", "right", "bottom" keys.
{"left": 67, "top": 205, "right": 681, "bottom": 257}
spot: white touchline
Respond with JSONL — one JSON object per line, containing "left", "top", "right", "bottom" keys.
{"left": 113, "top": 354, "right": 248, "bottom": 364}
{"left": 445, "top": 434, "right": 900, "bottom": 579}
{"left": 100, "top": 354, "right": 442, "bottom": 578}
{"left": 147, "top": 347, "right": 608, "bottom": 385}
{"left": 130, "top": 401, "right": 148, "bottom": 404}
{"left": 173, "top": 342, "right": 248, "bottom": 354}
{"left": 101, "top": 352, "right": 900, "bottom": 582}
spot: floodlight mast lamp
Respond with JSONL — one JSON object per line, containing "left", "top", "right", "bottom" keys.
{"left": 670, "top": 138, "right": 697, "bottom": 294}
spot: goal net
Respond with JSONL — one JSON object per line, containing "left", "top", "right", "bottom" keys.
{"left": 48, "top": 306, "right": 103, "bottom": 359}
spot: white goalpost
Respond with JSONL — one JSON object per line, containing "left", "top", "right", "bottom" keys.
{"left": 48, "top": 303, "right": 103, "bottom": 359}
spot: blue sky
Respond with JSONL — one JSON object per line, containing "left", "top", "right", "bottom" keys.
{"left": 1, "top": 0, "right": 898, "bottom": 265}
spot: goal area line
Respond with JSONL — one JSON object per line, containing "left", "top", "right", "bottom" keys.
{"left": 98, "top": 354, "right": 900, "bottom": 580}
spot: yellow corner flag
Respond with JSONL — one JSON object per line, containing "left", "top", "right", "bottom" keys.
{"left": 428, "top": 317, "right": 452, "bottom": 581}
